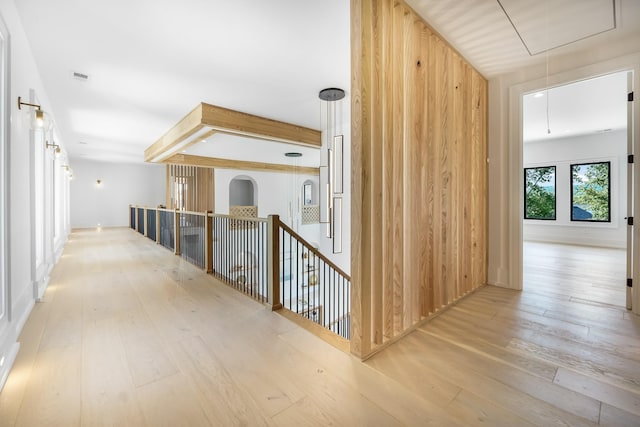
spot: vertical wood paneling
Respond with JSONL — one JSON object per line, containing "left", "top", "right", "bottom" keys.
{"left": 391, "top": 2, "right": 405, "bottom": 335}
{"left": 350, "top": 0, "right": 368, "bottom": 359}
{"left": 371, "top": 0, "right": 384, "bottom": 346}
{"left": 351, "top": 0, "right": 488, "bottom": 358}
{"left": 381, "top": 0, "right": 394, "bottom": 341}
{"left": 167, "top": 165, "right": 214, "bottom": 212}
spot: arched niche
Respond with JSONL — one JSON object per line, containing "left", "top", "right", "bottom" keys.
{"left": 229, "top": 175, "right": 257, "bottom": 207}
{"left": 302, "top": 179, "right": 316, "bottom": 206}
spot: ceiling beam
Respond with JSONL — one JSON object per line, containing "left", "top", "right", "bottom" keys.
{"left": 165, "top": 153, "right": 320, "bottom": 176}
{"left": 144, "top": 102, "right": 322, "bottom": 163}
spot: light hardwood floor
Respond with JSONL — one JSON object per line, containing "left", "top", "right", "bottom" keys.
{"left": 1, "top": 231, "right": 639, "bottom": 426}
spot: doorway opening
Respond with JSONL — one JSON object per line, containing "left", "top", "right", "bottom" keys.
{"left": 521, "top": 71, "right": 630, "bottom": 309}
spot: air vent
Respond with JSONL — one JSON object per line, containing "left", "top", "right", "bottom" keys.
{"left": 78, "top": 141, "right": 88, "bottom": 145}
{"left": 72, "top": 71, "right": 89, "bottom": 81}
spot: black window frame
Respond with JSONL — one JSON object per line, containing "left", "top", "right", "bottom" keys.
{"left": 570, "top": 161, "right": 611, "bottom": 223}
{"left": 524, "top": 165, "right": 557, "bottom": 221}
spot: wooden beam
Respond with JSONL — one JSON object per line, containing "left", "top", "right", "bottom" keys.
{"left": 165, "top": 154, "right": 319, "bottom": 176}
{"left": 145, "top": 102, "right": 322, "bottom": 163}
{"left": 200, "top": 103, "right": 321, "bottom": 147}
{"left": 144, "top": 104, "right": 207, "bottom": 162}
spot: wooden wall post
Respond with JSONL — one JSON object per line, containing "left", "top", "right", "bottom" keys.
{"left": 267, "top": 214, "right": 282, "bottom": 311}
{"left": 205, "top": 210, "right": 213, "bottom": 274}
{"left": 143, "top": 207, "right": 148, "bottom": 237}
{"left": 156, "top": 208, "right": 161, "bottom": 244}
{"left": 174, "top": 209, "right": 181, "bottom": 256}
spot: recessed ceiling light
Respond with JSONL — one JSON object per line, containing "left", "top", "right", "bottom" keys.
{"left": 533, "top": 92, "right": 544, "bottom": 98}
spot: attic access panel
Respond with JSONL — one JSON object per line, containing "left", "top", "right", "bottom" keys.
{"left": 497, "top": 0, "right": 615, "bottom": 55}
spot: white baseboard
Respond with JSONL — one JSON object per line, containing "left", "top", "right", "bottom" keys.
{"left": 15, "top": 298, "right": 35, "bottom": 338}
{"left": 0, "top": 341, "right": 20, "bottom": 392}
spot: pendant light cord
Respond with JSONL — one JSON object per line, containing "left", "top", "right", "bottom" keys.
{"left": 545, "top": 2, "right": 551, "bottom": 135}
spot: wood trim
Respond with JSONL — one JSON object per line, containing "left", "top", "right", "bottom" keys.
{"left": 145, "top": 102, "right": 322, "bottom": 163}
{"left": 276, "top": 308, "right": 350, "bottom": 354}
{"left": 279, "top": 220, "right": 351, "bottom": 280}
{"left": 267, "top": 215, "right": 282, "bottom": 311}
{"left": 205, "top": 210, "right": 213, "bottom": 274}
{"left": 350, "top": 0, "right": 367, "bottom": 359}
{"left": 200, "top": 103, "right": 320, "bottom": 147}
{"left": 165, "top": 153, "right": 319, "bottom": 176}
{"left": 144, "top": 104, "right": 206, "bottom": 162}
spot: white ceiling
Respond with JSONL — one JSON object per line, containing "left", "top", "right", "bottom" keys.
{"left": 523, "top": 71, "right": 628, "bottom": 142}
{"left": 14, "top": 0, "right": 640, "bottom": 165}
{"left": 185, "top": 133, "right": 322, "bottom": 168}
{"left": 405, "top": 0, "right": 640, "bottom": 76}
{"left": 15, "top": 0, "right": 349, "bottom": 165}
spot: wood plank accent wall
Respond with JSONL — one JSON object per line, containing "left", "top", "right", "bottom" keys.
{"left": 166, "top": 164, "right": 215, "bottom": 212}
{"left": 351, "top": 0, "right": 488, "bottom": 359}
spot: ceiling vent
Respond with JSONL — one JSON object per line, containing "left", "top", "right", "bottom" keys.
{"left": 72, "top": 71, "right": 89, "bottom": 81}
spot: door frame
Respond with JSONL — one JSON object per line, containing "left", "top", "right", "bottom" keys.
{"left": 507, "top": 56, "right": 640, "bottom": 314}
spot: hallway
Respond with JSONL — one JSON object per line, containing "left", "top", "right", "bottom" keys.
{"left": 0, "top": 229, "right": 639, "bottom": 426}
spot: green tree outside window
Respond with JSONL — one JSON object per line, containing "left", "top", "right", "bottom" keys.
{"left": 571, "top": 162, "right": 610, "bottom": 222}
{"left": 524, "top": 166, "right": 556, "bottom": 220}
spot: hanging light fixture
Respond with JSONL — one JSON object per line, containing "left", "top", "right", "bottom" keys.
{"left": 285, "top": 152, "right": 303, "bottom": 230}
{"left": 318, "top": 87, "right": 345, "bottom": 254}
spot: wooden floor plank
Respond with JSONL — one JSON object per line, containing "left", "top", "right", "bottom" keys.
{"left": 553, "top": 368, "right": 640, "bottom": 417}
{"left": 2, "top": 231, "right": 639, "bottom": 427}
{"left": 80, "top": 317, "right": 146, "bottom": 427}
{"left": 14, "top": 346, "right": 82, "bottom": 427}
{"left": 134, "top": 372, "right": 211, "bottom": 427}
{"left": 599, "top": 403, "right": 640, "bottom": 427}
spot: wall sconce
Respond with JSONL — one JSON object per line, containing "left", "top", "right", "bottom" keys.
{"left": 18, "top": 96, "right": 51, "bottom": 130}
{"left": 318, "top": 87, "right": 345, "bottom": 254}
{"left": 60, "top": 165, "right": 73, "bottom": 180}
{"left": 46, "top": 141, "right": 61, "bottom": 156}
{"left": 96, "top": 179, "right": 102, "bottom": 187}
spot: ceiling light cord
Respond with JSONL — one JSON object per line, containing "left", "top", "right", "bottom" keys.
{"left": 546, "top": 49, "right": 551, "bottom": 135}
{"left": 545, "top": 2, "right": 551, "bottom": 135}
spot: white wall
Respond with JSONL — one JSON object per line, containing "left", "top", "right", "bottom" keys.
{"left": 70, "top": 158, "right": 165, "bottom": 228}
{"left": 215, "top": 168, "right": 322, "bottom": 239}
{"left": 214, "top": 166, "right": 350, "bottom": 274}
{"left": 0, "top": 0, "right": 71, "bottom": 391}
{"left": 523, "top": 130, "right": 627, "bottom": 248}
{"left": 487, "top": 38, "right": 640, "bottom": 290}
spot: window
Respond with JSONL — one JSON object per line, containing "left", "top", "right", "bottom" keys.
{"left": 571, "top": 161, "right": 611, "bottom": 222}
{"left": 524, "top": 166, "right": 556, "bottom": 220}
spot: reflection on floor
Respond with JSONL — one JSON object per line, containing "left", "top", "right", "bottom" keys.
{"left": 367, "top": 242, "right": 638, "bottom": 427}
{"left": 0, "top": 233, "right": 638, "bottom": 426}
{"left": 523, "top": 241, "right": 626, "bottom": 308}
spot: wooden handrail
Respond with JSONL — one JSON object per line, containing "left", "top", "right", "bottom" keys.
{"left": 207, "top": 212, "right": 269, "bottom": 223}
{"left": 132, "top": 206, "right": 270, "bottom": 222}
{"left": 278, "top": 220, "right": 351, "bottom": 281}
